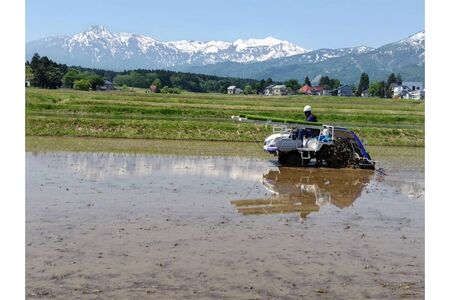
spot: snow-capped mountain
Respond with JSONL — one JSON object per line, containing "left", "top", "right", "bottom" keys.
{"left": 26, "top": 26, "right": 424, "bottom": 83}
{"left": 26, "top": 25, "right": 310, "bottom": 69}
{"left": 181, "top": 31, "right": 425, "bottom": 83}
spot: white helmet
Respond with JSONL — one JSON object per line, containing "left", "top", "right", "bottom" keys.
{"left": 303, "top": 105, "right": 312, "bottom": 112}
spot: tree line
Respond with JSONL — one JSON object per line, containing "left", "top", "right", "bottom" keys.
{"left": 360, "top": 72, "right": 403, "bottom": 98}
{"left": 26, "top": 53, "right": 262, "bottom": 93}
{"left": 26, "top": 53, "right": 405, "bottom": 97}
{"left": 26, "top": 53, "right": 342, "bottom": 94}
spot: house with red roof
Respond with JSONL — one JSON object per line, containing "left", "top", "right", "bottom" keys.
{"left": 299, "top": 85, "right": 324, "bottom": 95}
{"left": 299, "top": 85, "right": 313, "bottom": 94}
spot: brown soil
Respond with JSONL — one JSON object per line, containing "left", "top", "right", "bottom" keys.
{"left": 26, "top": 149, "right": 424, "bottom": 299}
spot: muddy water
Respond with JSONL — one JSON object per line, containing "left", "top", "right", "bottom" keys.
{"left": 26, "top": 142, "right": 424, "bottom": 299}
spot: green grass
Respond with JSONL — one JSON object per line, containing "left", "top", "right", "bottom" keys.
{"left": 25, "top": 87, "right": 425, "bottom": 146}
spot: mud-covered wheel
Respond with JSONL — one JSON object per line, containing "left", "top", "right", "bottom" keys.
{"left": 278, "top": 153, "right": 288, "bottom": 164}
{"left": 286, "top": 152, "right": 301, "bottom": 165}
{"left": 278, "top": 152, "right": 309, "bottom": 166}
{"left": 282, "top": 151, "right": 309, "bottom": 166}
{"left": 326, "top": 139, "right": 353, "bottom": 168}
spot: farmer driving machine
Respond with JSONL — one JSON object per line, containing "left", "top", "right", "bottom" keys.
{"left": 231, "top": 114, "right": 375, "bottom": 169}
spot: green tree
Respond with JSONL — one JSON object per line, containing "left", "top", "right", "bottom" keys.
{"left": 285, "top": 79, "right": 300, "bottom": 91}
{"left": 243, "top": 85, "right": 254, "bottom": 94}
{"left": 45, "top": 65, "right": 64, "bottom": 88}
{"left": 160, "top": 86, "right": 169, "bottom": 93}
{"left": 25, "top": 65, "right": 34, "bottom": 83}
{"left": 73, "top": 79, "right": 91, "bottom": 91}
{"left": 304, "top": 76, "right": 311, "bottom": 87}
{"left": 368, "top": 81, "right": 387, "bottom": 98}
{"left": 87, "top": 74, "right": 105, "bottom": 90}
{"left": 160, "top": 86, "right": 181, "bottom": 94}
{"left": 397, "top": 73, "right": 402, "bottom": 85}
{"left": 152, "top": 78, "right": 162, "bottom": 88}
{"left": 29, "top": 53, "right": 65, "bottom": 88}
{"left": 128, "top": 71, "right": 148, "bottom": 88}
{"left": 386, "top": 73, "right": 398, "bottom": 98}
{"left": 378, "top": 81, "right": 386, "bottom": 98}
{"left": 319, "top": 76, "right": 330, "bottom": 87}
{"left": 30, "top": 53, "right": 46, "bottom": 87}
{"left": 145, "top": 73, "right": 158, "bottom": 85}
{"left": 356, "top": 72, "right": 370, "bottom": 96}
{"left": 62, "top": 69, "right": 81, "bottom": 88}
{"left": 329, "top": 78, "right": 341, "bottom": 89}
{"left": 113, "top": 74, "right": 132, "bottom": 87}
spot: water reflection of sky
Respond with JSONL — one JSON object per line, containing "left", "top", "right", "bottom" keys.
{"left": 27, "top": 152, "right": 424, "bottom": 220}
{"left": 29, "top": 152, "right": 266, "bottom": 182}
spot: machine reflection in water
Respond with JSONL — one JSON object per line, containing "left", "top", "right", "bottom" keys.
{"left": 231, "top": 167, "right": 373, "bottom": 219}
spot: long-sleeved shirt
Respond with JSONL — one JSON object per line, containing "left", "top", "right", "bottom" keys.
{"left": 306, "top": 114, "right": 317, "bottom": 122}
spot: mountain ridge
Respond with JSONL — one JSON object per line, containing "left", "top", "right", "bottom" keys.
{"left": 26, "top": 25, "right": 424, "bottom": 84}
{"left": 179, "top": 31, "right": 425, "bottom": 84}
{"left": 26, "top": 25, "right": 309, "bottom": 69}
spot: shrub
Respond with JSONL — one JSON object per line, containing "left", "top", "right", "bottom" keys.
{"left": 73, "top": 79, "right": 91, "bottom": 91}
{"left": 160, "top": 86, "right": 182, "bottom": 94}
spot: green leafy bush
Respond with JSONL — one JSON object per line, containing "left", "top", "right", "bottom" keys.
{"left": 73, "top": 79, "right": 91, "bottom": 91}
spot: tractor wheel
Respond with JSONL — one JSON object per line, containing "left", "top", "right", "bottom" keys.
{"left": 277, "top": 153, "right": 288, "bottom": 164}
{"left": 286, "top": 151, "right": 306, "bottom": 166}
{"left": 326, "top": 139, "right": 353, "bottom": 168}
{"left": 279, "top": 151, "right": 309, "bottom": 166}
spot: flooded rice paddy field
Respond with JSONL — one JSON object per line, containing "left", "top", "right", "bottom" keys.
{"left": 26, "top": 137, "right": 424, "bottom": 299}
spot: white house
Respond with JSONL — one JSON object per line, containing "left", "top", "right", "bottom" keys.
{"left": 393, "top": 82, "right": 424, "bottom": 99}
{"left": 272, "top": 85, "right": 287, "bottom": 96}
{"left": 227, "top": 86, "right": 236, "bottom": 94}
{"left": 361, "top": 90, "right": 370, "bottom": 97}
{"left": 404, "top": 89, "right": 425, "bottom": 100}
{"left": 402, "top": 81, "right": 423, "bottom": 91}
{"left": 227, "top": 86, "right": 243, "bottom": 94}
{"left": 393, "top": 86, "right": 406, "bottom": 98}
{"left": 264, "top": 84, "right": 276, "bottom": 96}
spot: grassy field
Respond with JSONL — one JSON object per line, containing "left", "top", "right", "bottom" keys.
{"left": 26, "top": 88, "right": 425, "bottom": 146}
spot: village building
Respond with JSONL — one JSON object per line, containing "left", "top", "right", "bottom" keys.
{"left": 403, "top": 89, "right": 425, "bottom": 100}
{"left": 402, "top": 81, "right": 423, "bottom": 91}
{"left": 299, "top": 85, "right": 325, "bottom": 95}
{"left": 149, "top": 84, "right": 158, "bottom": 93}
{"left": 227, "top": 85, "right": 236, "bottom": 94}
{"left": 227, "top": 86, "right": 243, "bottom": 94}
{"left": 322, "top": 89, "right": 333, "bottom": 96}
{"left": 331, "top": 85, "right": 353, "bottom": 96}
{"left": 392, "top": 82, "right": 424, "bottom": 99}
{"left": 264, "top": 84, "right": 276, "bottom": 96}
{"left": 299, "top": 85, "right": 313, "bottom": 95}
{"left": 312, "top": 86, "right": 323, "bottom": 95}
{"left": 272, "top": 85, "right": 287, "bottom": 96}
{"left": 99, "top": 80, "right": 115, "bottom": 91}
{"left": 361, "top": 90, "right": 370, "bottom": 98}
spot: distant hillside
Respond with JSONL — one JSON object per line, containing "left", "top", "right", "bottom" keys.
{"left": 179, "top": 32, "right": 425, "bottom": 84}
{"left": 26, "top": 26, "right": 424, "bottom": 84}
{"left": 26, "top": 25, "right": 309, "bottom": 70}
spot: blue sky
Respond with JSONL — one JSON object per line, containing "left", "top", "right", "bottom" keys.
{"left": 26, "top": 0, "right": 424, "bottom": 49}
